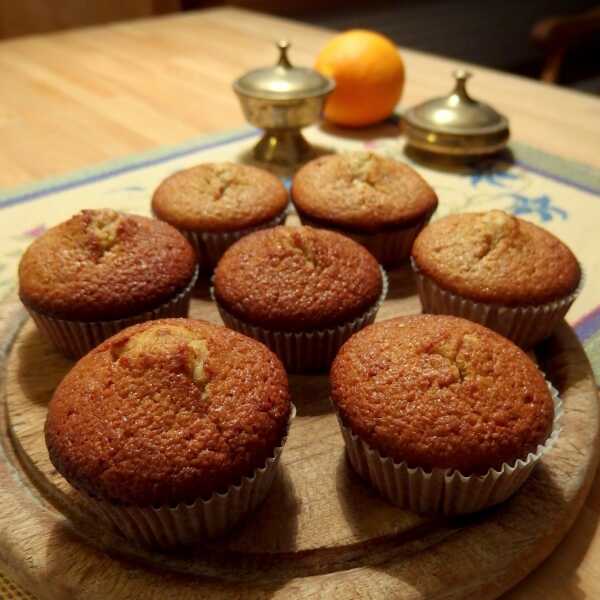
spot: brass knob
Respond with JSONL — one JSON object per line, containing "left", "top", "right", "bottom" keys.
{"left": 276, "top": 40, "right": 292, "bottom": 69}
{"left": 451, "top": 69, "right": 474, "bottom": 102}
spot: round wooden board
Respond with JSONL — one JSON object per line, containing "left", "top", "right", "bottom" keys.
{"left": 1, "top": 266, "right": 599, "bottom": 600}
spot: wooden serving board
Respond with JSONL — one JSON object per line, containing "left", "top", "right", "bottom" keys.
{"left": 0, "top": 265, "right": 599, "bottom": 600}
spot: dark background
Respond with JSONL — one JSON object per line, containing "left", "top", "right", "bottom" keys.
{"left": 288, "top": 0, "right": 600, "bottom": 92}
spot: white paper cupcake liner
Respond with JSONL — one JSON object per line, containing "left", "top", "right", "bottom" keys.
{"left": 412, "top": 259, "right": 581, "bottom": 348}
{"left": 213, "top": 268, "right": 388, "bottom": 373}
{"left": 297, "top": 214, "right": 428, "bottom": 267}
{"left": 336, "top": 381, "right": 561, "bottom": 515}
{"left": 169, "top": 210, "right": 288, "bottom": 273}
{"left": 80, "top": 405, "right": 296, "bottom": 549}
{"left": 25, "top": 267, "right": 198, "bottom": 359}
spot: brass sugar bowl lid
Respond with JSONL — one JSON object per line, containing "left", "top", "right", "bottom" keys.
{"left": 404, "top": 70, "right": 510, "bottom": 156}
{"left": 233, "top": 40, "right": 334, "bottom": 101}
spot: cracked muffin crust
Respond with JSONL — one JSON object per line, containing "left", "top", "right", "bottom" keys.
{"left": 213, "top": 225, "right": 383, "bottom": 332}
{"left": 331, "top": 314, "right": 554, "bottom": 475}
{"left": 152, "top": 162, "right": 288, "bottom": 233}
{"left": 18, "top": 209, "right": 197, "bottom": 321}
{"left": 411, "top": 210, "right": 581, "bottom": 306}
{"left": 291, "top": 151, "right": 438, "bottom": 233}
{"left": 45, "top": 318, "right": 291, "bottom": 506}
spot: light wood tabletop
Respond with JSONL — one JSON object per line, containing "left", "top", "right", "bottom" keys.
{"left": 0, "top": 7, "right": 599, "bottom": 599}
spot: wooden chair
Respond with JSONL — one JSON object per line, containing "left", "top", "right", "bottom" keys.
{"left": 531, "top": 6, "right": 600, "bottom": 84}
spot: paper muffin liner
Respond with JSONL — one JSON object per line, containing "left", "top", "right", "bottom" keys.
{"left": 412, "top": 259, "right": 581, "bottom": 348}
{"left": 78, "top": 405, "right": 296, "bottom": 549}
{"left": 169, "top": 209, "right": 288, "bottom": 273}
{"left": 297, "top": 214, "right": 429, "bottom": 267}
{"left": 336, "top": 381, "right": 561, "bottom": 516}
{"left": 24, "top": 267, "right": 198, "bottom": 359}
{"left": 213, "top": 268, "right": 388, "bottom": 373}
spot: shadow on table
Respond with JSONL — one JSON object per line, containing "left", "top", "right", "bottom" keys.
{"left": 288, "top": 373, "right": 332, "bottom": 417}
{"left": 403, "top": 143, "right": 516, "bottom": 175}
{"left": 317, "top": 118, "right": 402, "bottom": 142}
{"left": 235, "top": 142, "right": 335, "bottom": 179}
{"left": 535, "top": 321, "right": 590, "bottom": 393}
{"left": 384, "top": 263, "right": 418, "bottom": 301}
{"left": 44, "top": 519, "right": 296, "bottom": 597}
{"left": 335, "top": 449, "right": 574, "bottom": 598}
{"left": 16, "top": 326, "right": 72, "bottom": 406}
{"left": 44, "top": 466, "right": 301, "bottom": 597}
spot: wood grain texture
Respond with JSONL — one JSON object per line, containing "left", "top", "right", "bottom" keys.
{"left": 0, "top": 0, "right": 180, "bottom": 40}
{"left": 1, "top": 259, "right": 599, "bottom": 599}
{"left": 0, "top": 8, "right": 599, "bottom": 188}
{"left": 0, "top": 8, "right": 600, "bottom": 598}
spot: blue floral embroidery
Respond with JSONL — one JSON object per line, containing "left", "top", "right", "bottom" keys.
{"left": 469, "top": 163, "right": 568, "bottom": 222}
{"left": 509, "top": 194, "right": 567, "bottom": 222}
{"left": 470, "top": 168, "right": 519, "bottom": 188}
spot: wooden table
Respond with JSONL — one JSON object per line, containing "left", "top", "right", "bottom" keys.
{"left": 0, "top": 7, "right": 599, "bottom": 599}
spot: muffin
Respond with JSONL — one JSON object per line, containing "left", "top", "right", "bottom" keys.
{"left": 213, "top": 225, "right": 387, "bottom": 372}
{"left": 19, "top": 209, "right": 198, "bottom": 358}
{"left": 291, "top": 151, "right": 438, "bottom": 266}
{"left": 45, "top": 318, "right": 293, "bottom": 548}
{"left": 411, "top": 210, "right": 582, "bottom": 348}
{"left": 152, "top": 162, "right": 289, "bottom": 271}
{"left": 331, "top": 314, "right": 560, "bottom": 515}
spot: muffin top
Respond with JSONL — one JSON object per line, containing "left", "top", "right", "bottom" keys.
{"left": 331, "top": 315, "right": 554, "bottom": 475}
{"left": 412, "top": 210, "right": 581, "bottom": 306}
{"left": 291, "top": 152, "right": 438, "bottom": 233}
{"left": 213, "top": 226, "right": 383, "bottom": 332}
{"left": 45, "top": 319, "right": 291, "bottom": 506}
{"left": 152, "top": 162, "right": 288, "bottom": 233}
{"left": 19, "top": 209, "right": 197, "bottom": 322}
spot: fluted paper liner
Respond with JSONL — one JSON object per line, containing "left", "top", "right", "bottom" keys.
{"left": 213, "top": 268, "right": 388, "bottom": 373}
{"left": 25, "top": 267, "right": 198, "bottom": 359}
{"left": 348, "top": 223, "right": 425, "bottom": 267}
{"left": 173, "top": 210, "right": 288, "bottom": 272}
{"left": 80, "top": 405, "right": 296, "bottom": 549}
{"left": 412, "top": 259, "right": 581, "bottom": 348}
{"left": 336, "top": 381, "right": 562, "bottom": 515}
{"left": 298, "top": 214, "right": 427, "bottom": 267}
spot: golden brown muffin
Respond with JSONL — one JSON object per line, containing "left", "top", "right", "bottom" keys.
{"left": 19, "top": 209, "right": 197, "bottom": 322}
{"left": 152, "top": 162, "right": 288, "bottom": 233}
{"left": 213, "top": 225, "right": 383, "bottom": 332}
{"left": 291, "top": 151, "right": 438, "bottom": 233}
{"left": 411, "top": 210, "right": 581, "bottom": 306}
{"left": 45, "top": 318, "right": 291, "bottom": 506}
{"left": 331, "top": 314, "right": 554, "bottom": 475}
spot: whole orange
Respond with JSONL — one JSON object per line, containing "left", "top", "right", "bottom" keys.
{"left": 315, "top": 30, "right": 405, "bottom": 128}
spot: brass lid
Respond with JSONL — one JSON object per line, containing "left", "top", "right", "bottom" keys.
{"left": 233, "top": 40, "right": 335, "bottom": 101}
{"left": 404, "top": 70, "right": 510, "bottom": 155}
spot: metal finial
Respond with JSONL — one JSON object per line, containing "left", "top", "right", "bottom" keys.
{"left": 276, "top": 40, "right": 292, "bottom": 68}
{"left": 452, "top": 69, "right": 473, "bottom": 101}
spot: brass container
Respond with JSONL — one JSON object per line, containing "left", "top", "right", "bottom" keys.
{"left": 233, "top": 40, "right": 335, "bottom": 165}
{"left": 404, "top": 70, "right": 510, "bottom": 156}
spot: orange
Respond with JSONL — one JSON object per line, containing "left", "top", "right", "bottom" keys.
{"left": 315, "top": 30, "right": 405, "bottom": 128}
